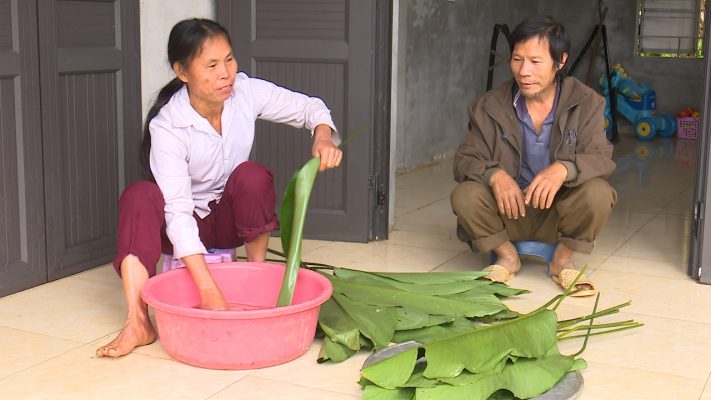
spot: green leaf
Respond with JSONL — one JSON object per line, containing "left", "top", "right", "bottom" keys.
{"left": 445, "top": 284, "right": 529, "bottom": 300}
{"left": 334, "top": 268, "right": 489, "bottom": 295}
{"left": 488, "top": 390, "right": 516, "bottom": 400}
{"left": 570, "top": 357, "right": 587, "bottom": 371}
{"left": 474, "top": 309, "right": 522, "bottom": 324}
{"left": 278, "top": 171, "right": 296, "bottom": 259}
{"left": 362, "top": 384, "right": 414, "bottom": 400}
{"left": 422, "top": 310, "right": 559, "bottom": 378}
{"left": 276, "top": 157, "right": 320, "bottom": 306}
{"left": 415, "top": 350, "right": 574, "bottom": 400}
{"left": 362, "top": 310, "right": 559, "bottom": 388}
{"left": 392, "top": 318, "right": 478, "bottom": 344}
{"left": 332, "top": 292, "right": 397, "bottom": 350}
{"left": 367, "top": 271, "right": 489, "bottom": 284}
{"left": 318, "top": 297, "right": 361, "bottom": 350}
{"left": 329, "top": 276, "right": 508, "bottom": 318}
{"left": 361, "top": 347, "right": 419, "bottom": 389}
{"left": 394, "top": 308, "right": 455, "bottom": 330}
{"left": 401, "top": 364, "right": 438, "bottom": 388}
{"left": 317, "top": 336, "right": 355, "bottom": 363}
{"left": 360, "top": 334, "right": 375, "bottom": 351}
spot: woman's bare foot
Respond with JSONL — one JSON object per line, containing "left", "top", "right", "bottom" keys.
{"left": 96, "top": 318, "right": 157, "bottom": 357}
{"left": 97, "top": 254, "right": 156, "bottom": 358}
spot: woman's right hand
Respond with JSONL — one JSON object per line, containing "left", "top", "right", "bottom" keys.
{"left": 182, "top": 254, "right": 230, "bottom": 310}
{"left": 198, "top": 286, "right": 230, "bottom": 311}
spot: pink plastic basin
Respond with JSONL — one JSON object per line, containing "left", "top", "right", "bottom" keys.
{"left": 141, "top": 262, "right": 332, "bottom": 370}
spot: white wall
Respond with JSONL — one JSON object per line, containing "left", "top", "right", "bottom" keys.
{"left": 139, "top": 0, "right": 216, "bottom": 120}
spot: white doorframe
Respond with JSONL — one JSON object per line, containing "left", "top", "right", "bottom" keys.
{"left": 389, "top": 0, "right": 408, "bottom": 230}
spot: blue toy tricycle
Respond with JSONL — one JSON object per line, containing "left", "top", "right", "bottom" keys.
{"left": 600, "top": 64, "right": 676, "bottom": 141}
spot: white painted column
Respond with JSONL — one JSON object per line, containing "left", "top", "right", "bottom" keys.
{"left": 139, "top": 0, "right": 216, "bottom": 120}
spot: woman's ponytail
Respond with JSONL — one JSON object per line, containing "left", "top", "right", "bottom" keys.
{"left": 139, "top": 77, "right": 184, "bottom": 181}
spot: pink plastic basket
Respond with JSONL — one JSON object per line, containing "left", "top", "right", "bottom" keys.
{"left": 677, "top": 117, "right": 700, "bottom": 140}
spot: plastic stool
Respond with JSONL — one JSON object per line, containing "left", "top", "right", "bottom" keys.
{"left": 490, "top": 241, "right": 557, "bottom": 271}
{"left": 162, "top": 248, "right": 235, "bottom": 272}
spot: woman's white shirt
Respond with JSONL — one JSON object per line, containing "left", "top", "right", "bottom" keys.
{"left": 149, "top": 72, "right": 338, "bottom": 259}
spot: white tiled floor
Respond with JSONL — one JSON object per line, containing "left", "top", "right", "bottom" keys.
{"left": 1, "top": 136, "right": 709, "bottom": 399}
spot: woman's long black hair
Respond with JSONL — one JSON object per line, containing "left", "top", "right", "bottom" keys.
{"left": 140, "top": 18, "right": 232, "bottom": 181}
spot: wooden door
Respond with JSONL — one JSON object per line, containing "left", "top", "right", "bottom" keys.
{"left": 0, "top": 0, "right": 46, "bottom": 296}
{"left": 38, "top": 0, "right": 142, "bottom": 280}
{"left": 218, "top": 0, "right": 387, "bottom": 242}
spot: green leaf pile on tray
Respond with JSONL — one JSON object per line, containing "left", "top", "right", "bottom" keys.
{"left": 358, "top": 279, "right": 643, "bottom": 400}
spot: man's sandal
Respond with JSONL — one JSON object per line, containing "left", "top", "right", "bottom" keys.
{"left": 482, "top": 264, "right": 513, "bottom": 282}
{"left": 551, "top": 268, "right": 596, "bottom": 297}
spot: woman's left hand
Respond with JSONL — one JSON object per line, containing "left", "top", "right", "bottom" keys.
{"left": 312, "top": 125, "right": 343, "bottom": 172}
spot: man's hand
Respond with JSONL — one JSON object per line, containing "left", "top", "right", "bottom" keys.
{"left": 311, "top": 124, "right": 343, "bottom": 172}
{"left": 524, "top": 162, "right": 568, "bottom": 209}
{"left": 490, "top": 170, "right": 526, "bottom": 219}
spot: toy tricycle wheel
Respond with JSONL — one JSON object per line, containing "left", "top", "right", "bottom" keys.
{"left": 657, "top": 116, "right": 677, "bottom": 137}
{"left": 635, "top": 118, "right": 656, "bottom": 141}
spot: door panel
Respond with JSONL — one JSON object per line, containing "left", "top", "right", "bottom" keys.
{"left": 38, "top": 0, "right": 141, "bottom": 280}
{"left": 0, "top": 0, "right": 46, "bottom": 296}
{"left": 218, "top": 0, "right": 374, "bottom": 242}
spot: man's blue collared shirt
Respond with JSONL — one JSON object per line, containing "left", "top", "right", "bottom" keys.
{"left": 512, "top": 82, "right": 561, "bottom": 189}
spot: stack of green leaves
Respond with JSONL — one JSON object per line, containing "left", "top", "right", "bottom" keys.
{"left": 358, "top": 282, "right": 642, "bottom": 399}
{"left": 315, "top": 267, "right": 529, "bottom": 363}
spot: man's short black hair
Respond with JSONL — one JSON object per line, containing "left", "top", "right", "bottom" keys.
{"left": 510, "top": 15, "right": 570, "bottom": 78}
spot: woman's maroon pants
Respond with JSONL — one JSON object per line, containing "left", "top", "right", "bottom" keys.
{"left": 113, "top": 161, "right": 279, "bottom": 277}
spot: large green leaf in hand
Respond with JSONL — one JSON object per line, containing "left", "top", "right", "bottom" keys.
{"left": 276, "top": 157, "right": 320, "bottom": 306}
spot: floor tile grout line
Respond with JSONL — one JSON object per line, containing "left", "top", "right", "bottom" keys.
{"left": 429, "top": 249, "right": 472, "bottom": 272}
{"left": 604, "top": 209, "right": 663, "bottom": 258}
{"left": 0, "top": 323, "right": 103, "bottom": 347}
{"left": 584, "top": 253, "right": 612, "bottom": 278}
{"left": 202, "top": 374, "right": 253, "bottom": 400}
{"left": 648, "top": 189, "right": 693, "bottom": 221}
{"left": 392, "top": 195, "right": 451, "bottom": 216}
{"left": 604, "top": 203, "right": 688, "bottom": 260}
{"left": 554, "top": 304, "right": 711, "bottom": 328}
{"left": 594, "top": 254, "right": 691, "bottom": 279}
{"left": 586, "top": 265, "right": 699, "bottom": 285}
{"left": 205, "top": 374, "right": 361, "bottom": 399}
{"left": 306, "top": 231, "right": 467, "bottom": 253}
{"left": 581, "top": 359, "right": 709, "bottom": 386}
{"left": 699, "top": 371, "right": 711, "bottom": 400}
{"left": 0, "top": 340, "right": 86, "bottom": 383}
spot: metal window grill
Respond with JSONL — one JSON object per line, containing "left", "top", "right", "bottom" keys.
{"left": 636, "top": 0, "right": 705, "bottom": 57}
